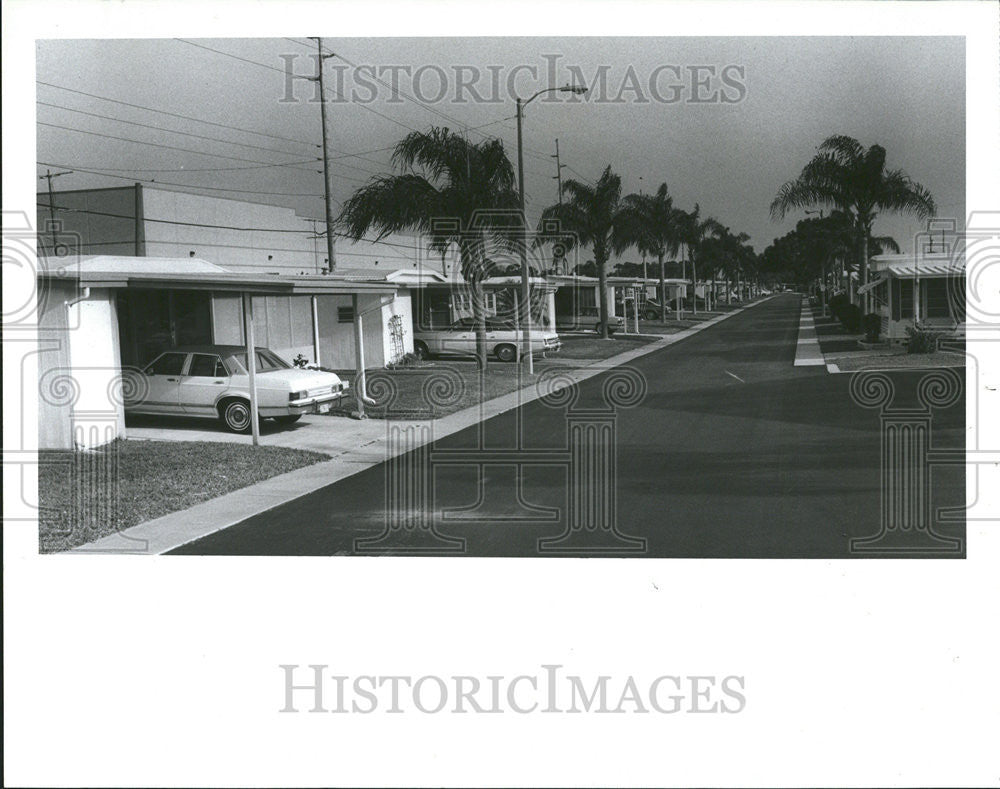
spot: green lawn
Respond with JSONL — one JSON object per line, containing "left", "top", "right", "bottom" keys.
{"left": 38, "top": 440, "right": 329, "bottom": 553}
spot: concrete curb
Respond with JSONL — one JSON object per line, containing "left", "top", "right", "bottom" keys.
{"left": 70, "top": 296, "right": 776, "bottom": 555}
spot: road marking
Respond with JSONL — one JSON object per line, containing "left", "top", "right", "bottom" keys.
{"left": 724, "top": 370, "right": 745, "bottom": 383}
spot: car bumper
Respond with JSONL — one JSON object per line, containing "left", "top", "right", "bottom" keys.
{"left": 288, "top": 383, "right": 350, "bottom": 414}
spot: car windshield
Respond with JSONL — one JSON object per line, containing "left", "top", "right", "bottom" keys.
{"left": 229, "top": 349, "right": 291, "bottom": 373}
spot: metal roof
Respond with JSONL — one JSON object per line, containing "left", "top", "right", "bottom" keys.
{"left": 870, "top": 253, "right": 966, "bottom": 278}
{"left": 37, "top": 255, "right": 398, "bottom": 295}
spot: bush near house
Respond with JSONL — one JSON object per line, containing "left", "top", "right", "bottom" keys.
{"left": 906, "top": 326, "right": 944, "bottom": 354}
{"left": 836, "top": 303, "right": 862, "bottom": 333}
{"left": 862, "top": 313, "right": 882, "bottom": 343}
{"left": 828, "top": 293, "right": 849, "bottom": 320}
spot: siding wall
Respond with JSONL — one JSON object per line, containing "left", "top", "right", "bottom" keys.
{"left": 211, "top": 292, "right": 397, "bottom": 371}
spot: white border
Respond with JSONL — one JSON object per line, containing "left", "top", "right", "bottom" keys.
{"left": 4, "top": 2, "right": 999, "bottom": 787}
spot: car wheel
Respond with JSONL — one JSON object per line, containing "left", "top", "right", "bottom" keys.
{"left": 644, "top": 310, "right": 657, "bottom": 320}
{"left": 414, "top": 340, "right": 430, "bottom": 360}
{"left": 274, "top": 414, "right": 303, "bottom": 426}
{"left": 495, "top": 344, "right": 517, "bottom": 363}
{"left": 220, "top": 399, "right": 253, "bottom": 433}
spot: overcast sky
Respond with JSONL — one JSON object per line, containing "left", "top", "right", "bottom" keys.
{"left": 36, "top": 36, "right": 965, "bottom": 259}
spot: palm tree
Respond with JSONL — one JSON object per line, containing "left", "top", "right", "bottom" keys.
{"left": 797, "top": 210, "right": 899, "bottom": 315}
{"left": 537, "top": 166, "right": 626, "bottom": 339}
{"left": 338, "top": 126, "right": 519, "bottom": 368}
{"left": 614, "top": 183, "right": 681, "bottom": 323}
{"left": 674, "top": 204, "right": 725, "bottom": 315}
{"left": 770, "top": 135, "right": 935, "bottom": 312}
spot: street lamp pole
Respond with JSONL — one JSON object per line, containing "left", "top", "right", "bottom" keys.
{"left": 516, "top": 84, "right": 586, "bottom": 375}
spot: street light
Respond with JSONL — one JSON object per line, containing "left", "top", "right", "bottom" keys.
{"left": 516, "top": 83, "right": 587, "bottom": 374}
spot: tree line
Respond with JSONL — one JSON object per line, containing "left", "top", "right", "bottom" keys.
{"left": 337, "top": 127, "right": 935, "bottom": 365}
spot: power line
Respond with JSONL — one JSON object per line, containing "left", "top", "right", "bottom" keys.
{"left": 36, "top": 80, "right": 320, "bottom": 149}
{"left": 38, "top": 120, "right": 324, "bottom": 174}
{"left": 37, "top": 101, "right": 382, "bottom": 180}
{"left": 38, "top": 101, "right": 313, "bottom": 159}
{"left": 175, "top": 38, "right": 428, "bottom": 139}
{"left": 35, "top": 202, "right": 424, "bottom": 251}
{"left": 36, "top": 161, "right": 328, "bottom": 198}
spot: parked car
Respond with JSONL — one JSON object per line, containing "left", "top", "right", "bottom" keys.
{"left": 641, "top": 300, "right": 675, "bottom": 320}
{"left": 556, "top": 306, "right": 625, "bottom": 335}
{"left": 124, "top": 345, "right": 349, "bottom": 433}
{"left": 414, "top": 317, "right": 561, "bottom": 362}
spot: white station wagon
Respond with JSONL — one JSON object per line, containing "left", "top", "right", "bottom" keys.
{"left": 413, "top": 318, "right": 561, "bottom": 362}
{"left": 124, "top": 345, "right": 349, "bottom": 433}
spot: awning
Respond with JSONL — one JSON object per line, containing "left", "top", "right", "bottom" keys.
{"left": 858, "top": 275, "right": 887, "bottom": 295}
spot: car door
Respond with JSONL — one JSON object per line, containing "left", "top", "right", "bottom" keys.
{"left": 441, "top": 319, "right": 475, "bottom": 356}
{"left": 180, "top": 353, "right": 230, "bottom": 416}
{"left": 138, "top": 352, "right": 188, "bottom": 413}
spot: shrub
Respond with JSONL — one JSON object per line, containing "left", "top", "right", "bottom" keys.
{"left": 862, "top": 313, "right": 882, "bottom": 343}
{"left": 838, "top": 303, "right": 862, "bottom": 333}
{"left": 906, "top": 326, "right": 943, "bottom": 354}
{"left": 828, "top": 293, "right": 849, "bottom": 320}
{"left": 386, "top": 351, "right": 422, "bottom": 369}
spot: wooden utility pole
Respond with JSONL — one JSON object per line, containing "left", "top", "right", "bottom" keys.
{"left": 551, "top": 139, "right": 566, "bottom": 274}
{"left": 39, "top": 169, "right": 72, "bottom": 254}
{"left": 552, "top": 138, "right": 564, "bottom": 204}
{"left": 312, "top": 38, "right": 337, "bottom": 273}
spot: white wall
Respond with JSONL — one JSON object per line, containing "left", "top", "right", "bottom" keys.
{"left": 380, "top": 291, "right": 414, "bottom": 364}
{"left": 213, "top": 293, "right": 330, "bottom": 368}
{"left": 142, "top": 189, "right": 319, "bottom": 275}
{"left": 66, "top": 289, "right": 124, "bottom": 450}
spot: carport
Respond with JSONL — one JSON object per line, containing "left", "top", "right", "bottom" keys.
{"left": 38, "top": 257, "right": 398, "bottom": 448}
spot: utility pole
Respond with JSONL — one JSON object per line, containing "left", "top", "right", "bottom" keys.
{"left": 551, "top": 138, "right": 566, "bottom": 274}
{"left": 311, "top": 38, "right": 337, "bottom": 273}
{"left": 39, "top": 169, "right": 72, "bottom": 255}
{"left": 552, "top": 138, "right": 564, "bottom": 204}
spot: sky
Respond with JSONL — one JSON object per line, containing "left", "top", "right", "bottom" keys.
{"left": 36, "top": 36, "right": 965, "bottom": 261}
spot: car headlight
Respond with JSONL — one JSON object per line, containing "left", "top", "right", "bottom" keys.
{"left": 290, "top": 390, "right": 308, "bottom": 401}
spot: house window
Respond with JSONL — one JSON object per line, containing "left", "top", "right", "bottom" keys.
{"left": 892, "top": 279, "right": 914, "bottom": 321}
{"left": 924, "top": 278, "right": 951, "bottom": 319}
{"left": 338, "top": 306, "right": 355, "bottom": 323}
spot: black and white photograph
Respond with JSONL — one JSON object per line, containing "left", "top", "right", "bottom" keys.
{"left": 4, "top": 0, "right": 999, "bottom": 786}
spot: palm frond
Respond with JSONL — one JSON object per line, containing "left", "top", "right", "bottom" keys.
{"left": 818, "top": 135, "right": 865, "bottom": 163}
{"left": 336, "top": 174, "right": 441, "bottom": 240}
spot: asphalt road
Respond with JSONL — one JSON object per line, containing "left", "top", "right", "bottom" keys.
{"left": 171, "top": 294, "right": 965, "bottom": 557}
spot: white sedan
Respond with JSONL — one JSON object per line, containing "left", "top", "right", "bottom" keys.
{"left": 124, "top": 345, "right": 349, "bottom": 432}
{"left": 413, "top": 318, "right": 561, "bottom": 362}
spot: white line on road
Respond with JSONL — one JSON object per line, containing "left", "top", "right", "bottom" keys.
{"left": 724, "top": 370, "right": 745, "bottom": 383}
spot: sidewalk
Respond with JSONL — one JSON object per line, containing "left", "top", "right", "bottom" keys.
{"left": 793, "top": 299, "right": 825, "bottom": 367}
{"left": 71, "top": 296, "right": 775, "bottom": 554}
{"left": 803, "top": 302, "right": 965, "bottom": 374}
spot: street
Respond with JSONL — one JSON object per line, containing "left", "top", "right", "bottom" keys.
{"left": 171, "top": 294, "right": 965, "bottom": 557}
